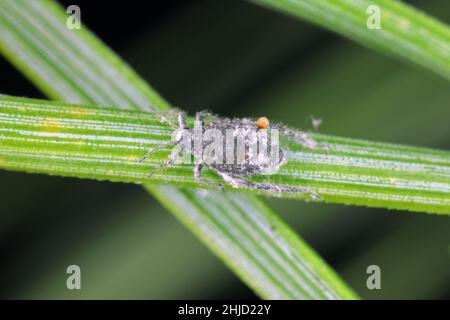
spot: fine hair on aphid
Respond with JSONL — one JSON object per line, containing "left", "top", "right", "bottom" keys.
{"left": 141, "top": 110, "right": 321, "bottom": 200}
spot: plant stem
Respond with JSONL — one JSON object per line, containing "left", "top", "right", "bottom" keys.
{"left": 251, "top": 0, "right": 450, "bottom": 80}
{"left": 1, "top": 95, "right": 449, "bottom": 214}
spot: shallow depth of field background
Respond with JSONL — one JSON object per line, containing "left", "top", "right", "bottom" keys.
{"left": 0, "top": 0, "right": 449, "bottom": 299}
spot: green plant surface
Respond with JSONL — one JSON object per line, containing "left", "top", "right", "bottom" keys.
{"left": 252, "top": 0, "right": 450, "bottom": 80}
{"left": 1, "top": 95, "right": 449, "bottom": 215}
{"left": 0, "top": 0, "right": 356, "bottom": 299}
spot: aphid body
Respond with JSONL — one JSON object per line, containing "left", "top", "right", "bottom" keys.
{"left": 142, "top": 111, "right": 320, "bottom": 199}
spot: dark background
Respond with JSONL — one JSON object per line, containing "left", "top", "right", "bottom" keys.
{"left": 0, "top": 0, "right": 449, "bottom": 299}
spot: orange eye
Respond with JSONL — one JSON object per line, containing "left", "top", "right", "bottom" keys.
{"left": 257, "top": 117, "right": 269, "bottom": 129}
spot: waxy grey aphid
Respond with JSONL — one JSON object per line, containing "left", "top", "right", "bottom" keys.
{"left": 141, "top": 111, "right": 320, "bottom": 200}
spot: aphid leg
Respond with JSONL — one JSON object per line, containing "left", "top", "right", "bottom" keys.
{"left": 140, "top": 111, "right": 186, "bottom": 163}
{"left": 194, "top": 162, "right": 204, "bottom": 180}
{"left": 139, "top": 140, "right": 179, "bottom": 163}
{"left": 195, "top": 110, "right": 219, "bottom": 125}
{"left": 147, "top": 145, "right": 184, "bottom": 178}
{"left": 271, "top": 122, "right": 318, "bottom": 149}
{"left": 178, "top": 111, "right": 187, "bottom": 129}
{"left": 216, "top": 171, "right": 321, "bottom": 200}
{"left": 152, "top": 109, "right": 182, "bottom": 128}
{"left": 194, "top": 162, "right": 224, "bottom": 190}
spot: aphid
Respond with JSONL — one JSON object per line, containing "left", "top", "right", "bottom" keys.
{"left": 141, "top": 111, "right": 320, "bottom": 200}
